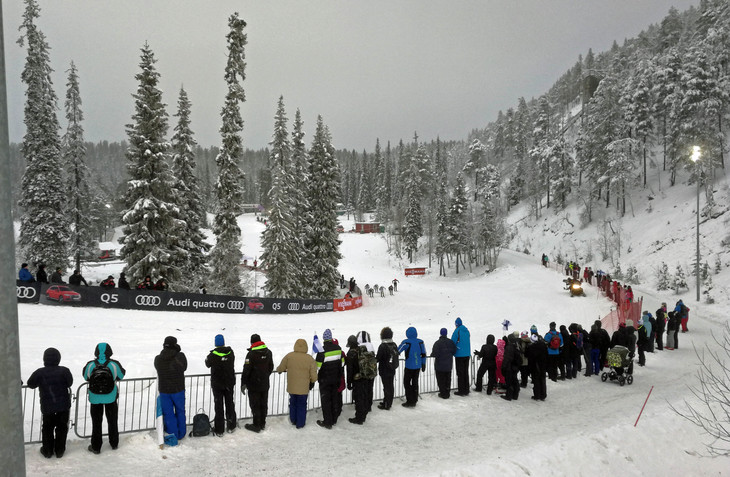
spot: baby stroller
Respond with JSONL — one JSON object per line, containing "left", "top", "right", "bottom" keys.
{"left": 601, "top": 345, "right": 634, "bottom": 386}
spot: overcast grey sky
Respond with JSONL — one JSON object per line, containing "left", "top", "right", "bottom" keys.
{"left": 4, "top": 0, "right": 699, "bottom": 152}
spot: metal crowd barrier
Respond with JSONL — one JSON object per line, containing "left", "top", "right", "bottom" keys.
{"left": 22, "top": 355, "right": 468, "bottom": 444}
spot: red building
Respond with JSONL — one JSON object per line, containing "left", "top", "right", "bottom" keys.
{"left": 355, "top": 222, "right": 380, "bottom": 233}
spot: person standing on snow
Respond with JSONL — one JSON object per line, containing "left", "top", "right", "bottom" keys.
{"left": 356, "top": 330, "right": 376, "bottom": 412}
{"left": 18, "top": 262, "right": 34, "bottom": 282}
{"left": 376, "top": 327, "right": 399, "bottom": 409}
{"left": 346, "top": 335, "right": 369, "bottom": 424}
{"left": 526, "top": 334, "right": 547, "bottom": 401}
{"left": 276, "top": 338, "right": 318, "bottom": 429}
{"left": 241, "top": 333, "right": 274, "bottom": 432}
{"left": 544, "top": 322, "right": 563, "bottom": 381}
{"left": 431, "top": 328, "right": 457, "bottom": 398}
{"left": 205, "top": 334, "right": 236, "bottom": 435}
{"left": 655, "top": 303, "right": 667, "bottom": 350}
{"left": 315, "top": 329, "right": 344, "bottom": 429}
{"left": 82, "top": 343, "right": 126, "bottom": 454}
{"left": 474, "top": 334, "right": 498, "bottom": 394}
{"left": 154, "top": 336, "right": 187, "bottom": 445}
{"left": 451, "top": 317, "right": 471, "bottom": 396}
{"left": 27, "top": 347, "right": 74, "bottom": 459}
{"left": 398, "top": 326, "right": 427, "bottom": 407}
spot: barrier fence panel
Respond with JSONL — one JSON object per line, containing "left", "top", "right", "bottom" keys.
{"left": 23, "top": 356, "right": 472, "bottom": 444}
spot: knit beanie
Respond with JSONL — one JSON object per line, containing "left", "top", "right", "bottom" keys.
{"left": 250, "top": 333, "right": 261, "bottom": 344}
{"left": 323, "top": 329, "right": 332, "bottom": 341}
{"left": 164, "top": 336, "right": 178, "bottom": 348}
{"left": 440, "top": 328, "right": 448, "bottom": 336}
{"left": 215, "top": 334, "right": 225, "bottom": 347}
{"left": 530, "top": 325, "right": 538, "bottom": 335}
{"left": 380, "top": 327, "right": 393, "bottom": 340}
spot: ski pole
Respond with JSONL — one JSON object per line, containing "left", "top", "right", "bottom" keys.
{"left": 634, "top": 385, "right": 654, "bottom": 427}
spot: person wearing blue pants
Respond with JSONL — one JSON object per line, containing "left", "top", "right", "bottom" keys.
{"left": 154, "top": 336, "right": 188, "bottom": 445}
{"left": 276, "top": 339, "right": 318, "bottom": 428}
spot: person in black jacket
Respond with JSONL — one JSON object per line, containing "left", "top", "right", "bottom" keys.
{"left": 205, "top": 334, "right": 236, "bottom": 435}
{"left": 375, "top": 327, "right": 398, "bottom": 410}
{"left": 501, "top": 333, "right": 521, "bottom": 401}
{"left": 594, "top": 320, "right": 610, "bottom": 370}
{"left": 431, "top": 328, "right": 457, "bottom": 398}
{"left": 27, "top": 348, "right": 74, "bottom": 458}
{"left": 346, "top": 335, "right": 368, "bottom": 424}
{"left": 118, "top": 272, "right": 131, "bottom": 290}
{"left": 474, "top": 334, "right": 498, "bottom": 394}
{"left": 69, "top": 269, "right": 88, "bottom": 286}
{"left": 526, "top": 334, "right": 547, "bottom": 401}
{"left": 241, "top": 333, "right": 273, "bottom": 433}
{"left": 36, "top": 264, "right": 48, "bottom": 284}
{"left": 655, "top": 303, "right": 667, "bottom": 350}
{"left": 315, "top": 329, "right": 343, "bottom": 429}
{"left": 154, "top": 336, "right": 187, "bottom": 445}
{"left": 50, "top": 267, "right": 65, "bottom": 284}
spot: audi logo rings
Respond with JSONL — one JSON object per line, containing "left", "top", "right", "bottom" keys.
{"left": 288, "top": 303, "right": 300, "bottom": 311}
{"left": 17, "top": 286, "right": 37, "bottom": 299}
{"left": 226, "top": 300, "right": 246, "bottom": 311}
{"left": 135, "top": 295, "right": 161, "bottom": 306}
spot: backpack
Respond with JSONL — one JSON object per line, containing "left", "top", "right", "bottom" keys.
{"left": 513, "top": 342, "right": 523, "bottom": 367}
{"left": 88, "top": 360, "right": 115, "bottom": 394}
{"left": 389, "top": 344, "right": 400, "bottom": 371}
{"left": 190, "top": 410, "right": 212, "bottom": 437}
{"left": 357, "top": 346, "right": 378, "bottom": 380}
{"left": 549, "top": 333, "right": 561, "bottom": 350}
{"left": 575, "top": 332, "right": 583, "bottom": 350}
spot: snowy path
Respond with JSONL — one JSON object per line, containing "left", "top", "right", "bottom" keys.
{"left": 20, "top": 226, "right": 730, "bottom": 476}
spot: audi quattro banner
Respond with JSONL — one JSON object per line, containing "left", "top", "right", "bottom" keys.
{"left": 129, "top": 291, "right": 246, "bottom": 314}
{"left": 244, "top": 297, "right": 333, "bottom": 314}
{"left": 16, "top": 281, "right": 41, "bottom": 304}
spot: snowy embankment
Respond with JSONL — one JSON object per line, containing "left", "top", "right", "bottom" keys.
{"left": 20, "top": 214, "right": 730, "bottom": 476}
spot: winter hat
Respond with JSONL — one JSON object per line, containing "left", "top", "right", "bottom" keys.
{"left": 625, "top": 319, "right": 634, "bottom": 328}
{"left": 440, "top": 328, "right": 448, "bottom": 336}
{"left": 323, "top": 329, "right": 333, "bottom": 341}
{"left": 513, "top": 330, "right": 520, "bottom": 338}
{"left": 530, "top": 334, "right": 538, "bottom": 343}
{"left": 250, "top": 333, "right": 261, "bottom": 344}
{"left": 347, "top": 335, "right": 358, "bottom": 348}
{"left": 164, "top": 336, "right": 178, "bottom": 348}
{"left": 455, "top": 317, "right": 463, "bottom": 326}
{"left": 520, "top": 331, "right": 529, "bottom": 339}
{"left": 549, "top": 321, "right": 556, "bottom": 330}
{"left": 380, "top": 327, "right": 393, "bottom": 340}
{"left": 215, "top": 334, "right": 225, "bottom": 347}
{"left": 530, "top": 325, "right": 538, "bottom": 335}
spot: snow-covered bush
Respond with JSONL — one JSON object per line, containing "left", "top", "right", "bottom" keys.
{"left": 656, "top": 262, "right": 671, "bottom": 291}
{"left": 673, "top": 264, "right": 688, "bottom": 294}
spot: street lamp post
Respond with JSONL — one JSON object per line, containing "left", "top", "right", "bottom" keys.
{"left": 691, "top": 146, "right": 701, "bottom": 302}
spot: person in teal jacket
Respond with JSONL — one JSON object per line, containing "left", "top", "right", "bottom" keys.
{"left": 82, "top": 343, "right": 126, "bottom": 454}
{"left": 451, "top": 317, "right": 471, "bottom": 395}
{"left": 398, "top": 327, "right": 426, "bottom": 407}
{"left": 544, "top": 322, "right": 564, "bottom": 381}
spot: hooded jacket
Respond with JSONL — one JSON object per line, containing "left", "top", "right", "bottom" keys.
{"left": 154, "top": 341, "right": 188, "bottom": 394}
{"left": 398, "top": 327, "right": 427, "bottom": 370}
{"left": 476, "top": 335, "right": 498, "bottom": 368}
{"left": 242, "top": 340, "right": 274, "bottom": 392}
{"left": 82, "top": 343, "right": 126, "bottom": 404}
{"left": 544, "top": 328, "right": 563, "bottom": 356}
{"left": 27, "top": 348, "right": 74, "bottom": 414}
{"left": 276, "top": 339, "right": 318, "bottom": 395}
{"left": 315, "top": 339, "right": 344, "bottom": 386}
{"left": 431, "top": 335, "right": 457, "bottom": 372}
{"left": 205, "top": 345, "right": 236, "bottom": 391}
{"left": 451, "top": 318, "right": 471, "bottom": 358}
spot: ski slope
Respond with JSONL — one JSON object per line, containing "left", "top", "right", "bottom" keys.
{"left": 19, "top": 214, "right": 730, "bottom": 476}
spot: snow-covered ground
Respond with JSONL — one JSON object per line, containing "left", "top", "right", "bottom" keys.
{"left": 19, "top": 204, "right": 730, "bottom": 475}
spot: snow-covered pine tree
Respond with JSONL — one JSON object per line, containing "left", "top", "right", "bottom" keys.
{"left": 260, "top": 97, "right": 298, "bottom": 298}
{"left": 613, "top": 262, "right": 624, "bottom": 280}
{"left": 170, "top": 87, "right": 210, "bottom": 287}
{"left": 625, "top": 265, "right": 640, "bottom": 284}
{"left": 402, "top": 160, "right": 423, "bottom": 263}
{"left": 119, "top": 43, "right": 186, "bottom": 288}
{"left": 17, "top": 0, "right": 70, "bottom": 270}
{"left": 289, "top": 109, "right": 312, "bottom": 298}
{"left": 622, "top": 59, "right": 654, "bottom": 187}
{"left": 673, "top": 263, "right": 688, "bottom": 293}
{"left": 656, "top": 261, "right": 671, "bottom": 290}
{"left": 356, "top": 150, "right": 372, "bottom": 220}
{"left": 447, "top": 172, "right": 470, "bottom": 274}
{"left": 305, "top": 117, "right": 342, "bottom": 299}
{"left": 478, "top": 167, "right": 505, "bottom": 271}
{"left": 435, "top": 174, "right": 449, "bottom": 276}
{"left": 209, "top": 13, "right": 247, "bottom": 296}
{"left": 715, "top": 255, "right": 722, "bottom": 274}
{"left": 62, "top": 61, "right": 95, "bottom": 272}
{"left": 605, "top": 137, "right": 638, "bottom": 216}
{"left": 703, "top": 273, "right": 715, "bottom": 304}
{"left": 701, "top": 261, "right": 710, "bottom": 281}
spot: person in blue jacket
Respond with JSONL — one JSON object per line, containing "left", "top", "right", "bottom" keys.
{"left": 544, "top": 322, "right": 564, "bottom": 382}
{"left": 18, "top": 262, "right": 34, "bottom": 282}
{"left": 398, "top": 327, "right": 427, "bottom": 407}
{"left": 27, "top": 348, "right": 73, "bottom": 458}
{"left": 82, "top": 343, "right": 126, "bottom": 454}
{"left": 451, "top": 317, "right": 471, "bottom": 395}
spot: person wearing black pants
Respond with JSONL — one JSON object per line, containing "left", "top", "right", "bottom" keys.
{"left": 474, "top": 334, "right": 498, "bottom": 394}
{"left": 526, "top": 334, "right": 548, "bottom": 401}
{"left": 398, "top": 326, "right": 427, "bottom": 407}
{"left": 431, "top": 328, "right": 457, "bottom": 398}
{"left": 241, "top": 334, "right": 274, "bottom": 432}
{"left": 403, "top": 368, "right": 421, "bottom": 405}
{"left": 315, "top": 329, "right": 344, "bottom": 428}
{"left": 82, "top": 343, "right": 126, "bottom": 454}
{"left": 41, "top": 411, "right": 70, "bottom": 457}
{"left": 346, "top": 335, "right": 369, "bottom": 424}
{"left": 206, "top": 334, "right": 236, "bottom": 435}
{"left": 451, "top": 318, "right": 472, "bottom": 396}
{"left": 376, "top": 327, "right": 398, "bottom": 409}
{"left": 655, "top": 304, "right": 667, "bottom": 351}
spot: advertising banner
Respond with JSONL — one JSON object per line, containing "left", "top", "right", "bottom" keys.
{"left": 244, "top": 297, "right": 333, "bottom": 314}
{"left": 404, "top": 267, "right": 426, "bottom": 276}
{"left": 333, "top": 296, "right": 363, "bottom": 312}
{"left": 16, "top": 281, "right": 41, "bottom": 304}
